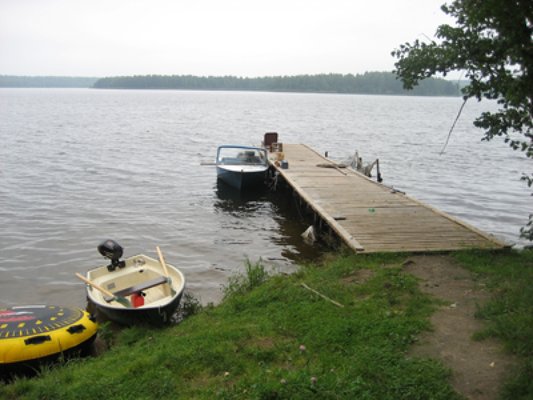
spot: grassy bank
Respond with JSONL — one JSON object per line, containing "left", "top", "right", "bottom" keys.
{"left": 1, "top": 250, "right": 531, "bottom": 399}
{"left": 452, "top": 250, "right": 533, "bottom": 399}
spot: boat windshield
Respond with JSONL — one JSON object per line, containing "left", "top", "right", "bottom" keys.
{"left": 217, "top": 147, "right": 267, "bottom": 165}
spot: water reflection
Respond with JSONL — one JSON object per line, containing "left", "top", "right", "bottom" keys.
{"left": 213, "top": 179, "right": 270, "bottom": 215}
{"left": 214, "top": 179, "right": 327, "bottom": 263}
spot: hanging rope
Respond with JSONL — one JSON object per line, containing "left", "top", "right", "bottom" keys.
{"left": 440, "top": 97, "right": 468, "bottom": 155}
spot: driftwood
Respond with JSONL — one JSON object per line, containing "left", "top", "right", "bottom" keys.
{"left": 316, "top": 163, "right": 348, "bottom": 176}
{"left": 300, "top": 283, "right": 344, "bottom": 308}
{"left": 316, "top": 163, "right": 347, "bottom": 168}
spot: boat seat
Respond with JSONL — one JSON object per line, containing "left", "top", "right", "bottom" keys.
{"left": 113, "top": 276, "right": 168, "bottom": 297}
{"left": 263, "top": 132, "right": 278, "bottom": 151}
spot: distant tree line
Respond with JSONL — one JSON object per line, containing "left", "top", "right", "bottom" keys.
{"left": 0, "top": 75, "right": 99, "bottom": 88}
{"left": 0, "top": 72, "right": 461, "bottom": 95}
{"left": 93, "top": 72, "right": 461, "bottom": 96}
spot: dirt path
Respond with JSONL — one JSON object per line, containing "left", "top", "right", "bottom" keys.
{"left": 402, "top": 254, "right": 515, "bottom": 400}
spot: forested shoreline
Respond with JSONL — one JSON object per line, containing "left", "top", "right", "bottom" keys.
{"left": 93, "top": 72, "right": 461, "bottom": 96}
{"left": 1, "top": 72, "right": 461, "bottom": 96}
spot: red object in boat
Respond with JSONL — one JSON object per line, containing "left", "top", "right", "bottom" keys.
{"left": 131, "top": 292, "right": 145, "bottom": 308}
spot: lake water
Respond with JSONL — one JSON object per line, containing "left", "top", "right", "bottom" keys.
{"left": 0, "top": 88, "right": 530, "bottom": 307}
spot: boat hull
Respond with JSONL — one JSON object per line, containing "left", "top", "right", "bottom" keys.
{"left": 216, "top": 166, "right": 268, "bottom": 190}
{"left": 89, "top": 291, "right": 183, "bottom": 326}
{"left": 85, "top": 254, "right": 185, "bottom": 326}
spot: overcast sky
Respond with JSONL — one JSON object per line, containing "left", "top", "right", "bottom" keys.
{"left": 0, "top": 0, "right": 452, "bottom": 77}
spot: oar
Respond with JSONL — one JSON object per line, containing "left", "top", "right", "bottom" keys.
{"left": 75, "top": 273, "right": 131, "bottom": 308}
{"left": 156, "top": 246, "right": 176, "bottom": 296}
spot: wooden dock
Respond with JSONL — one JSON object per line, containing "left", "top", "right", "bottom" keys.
{"left": 270, "top": 144, "right": 506, "bottom": 253}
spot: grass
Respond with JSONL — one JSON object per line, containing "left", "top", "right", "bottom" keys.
{"left": 453, "top": 249, "right": 533, "bottom": 400}
{"left": 1, "top": 249, "right": 532, "bottom": 399}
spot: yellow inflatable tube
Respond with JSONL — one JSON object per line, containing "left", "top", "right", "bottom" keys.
{"left": 0, "top": 305, "right": 98, "bottom": 367}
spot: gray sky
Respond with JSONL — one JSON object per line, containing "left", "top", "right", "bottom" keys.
{"left": 0, "top": 0, "right": 452, "bottom": 77}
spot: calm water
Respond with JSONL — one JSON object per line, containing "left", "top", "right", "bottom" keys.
{"left": 0, "top": 89, "right": 530, "bottom": 307}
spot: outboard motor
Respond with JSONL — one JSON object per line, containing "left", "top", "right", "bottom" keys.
{"left": 97, "top": 239, "right": 126, "bottom": 272}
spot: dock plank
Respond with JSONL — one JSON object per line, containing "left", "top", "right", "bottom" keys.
{"left": 271, "top": 144, "right": 506, "bottom": 253}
